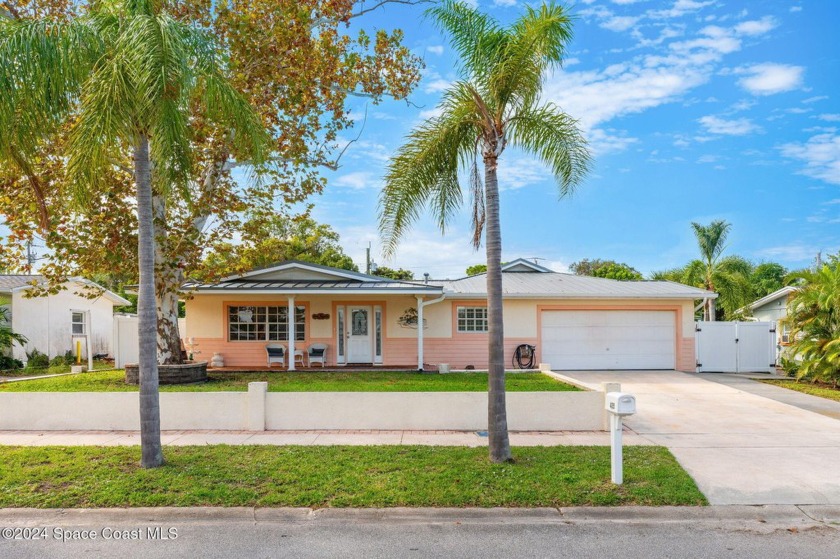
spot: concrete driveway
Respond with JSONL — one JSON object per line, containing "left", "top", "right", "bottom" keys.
{"left": 561, "top": 371, "right": 840, "bottom": 506}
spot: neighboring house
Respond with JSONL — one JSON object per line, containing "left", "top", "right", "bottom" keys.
{"left": 746, "top": 286, "right": 798, "bottom": 359}
{"left": 182, "top": 259, "right": 715, "bottom": 372}
{"left": 0, "top": 275, "right": 130, "bottom": 362}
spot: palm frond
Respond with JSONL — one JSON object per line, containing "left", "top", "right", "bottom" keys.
{"left": 469, "top": 155, "right": 485, "bottom": 249}
{"left": 425, "top": 0, "right": 504, "bottom": 83}
{"left": 491, "top": 3, "right": 573, "bottom": 113}
{"left": 691, "top": 219, "right": 730, "bottom": 265}
{"left": 506, "top": 102, "right": 590, "bottom": 195}
{"left": 379, "top": 85, "right": 481, "bottom": 256}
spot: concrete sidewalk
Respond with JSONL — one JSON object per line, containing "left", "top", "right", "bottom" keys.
{"left": 0, "top": 429, "right": 655, "bottom": 447}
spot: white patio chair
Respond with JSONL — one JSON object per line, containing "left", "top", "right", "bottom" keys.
{"left": 265, "top": 343, "right": 286, "bottom": 368}
{"left": 307, "top": 343, "right": 327, "bottom": 368}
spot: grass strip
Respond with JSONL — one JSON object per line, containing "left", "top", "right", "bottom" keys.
{"left": 761, "top": 379, "right": 840, "bottom": 403}
{"left": 0, "top": 371, "right": 579, "bottom": 392}
{"left": 0, "top": 445, "right": 705, "bottom": 508}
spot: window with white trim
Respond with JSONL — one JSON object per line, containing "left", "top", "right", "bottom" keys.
{"left": 71, "top": 312, "right": 86, "bottom": 335}
{"left": 457, "top": 306, "right": 488, "bottom": 333}
{"left": 228, "top": 305, "right": 305, "bottom": 342}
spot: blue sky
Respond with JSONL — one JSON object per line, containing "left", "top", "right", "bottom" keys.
{"left": 313, "top": 0, "right": 840, "bottom": 279}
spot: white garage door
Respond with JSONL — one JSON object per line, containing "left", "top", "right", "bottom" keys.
{"left": 541, "top": 310, "right": 675, "bottom": 370}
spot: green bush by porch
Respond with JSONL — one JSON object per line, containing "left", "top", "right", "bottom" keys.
{"left": 0, "top": 445, "right": 705, "bottom": 508}
{"left": 0, "top": 370, "right": 580, "bottom": 392}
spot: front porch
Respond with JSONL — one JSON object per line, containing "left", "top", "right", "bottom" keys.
{"left": 182, "top": 261, "right": 449, "bottom": 371}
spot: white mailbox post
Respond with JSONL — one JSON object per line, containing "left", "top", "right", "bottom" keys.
{"left": 605, "top": 392, "right": 636, "bottom": 484}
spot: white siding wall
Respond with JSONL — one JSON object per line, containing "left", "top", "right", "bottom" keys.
{"left": 11, "top": 283, "right": 118, "bottom": 362}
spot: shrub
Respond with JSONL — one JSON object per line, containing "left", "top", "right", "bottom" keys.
{"left": 24, "top": 349, "right": 50, "bottom": 370}
{"left": 779, "top": 356, "right": 799, "bottom": 378}
{"left": 0, "top": 355, "right": 23, "bottom": 371}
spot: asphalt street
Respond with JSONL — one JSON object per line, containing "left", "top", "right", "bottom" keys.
{"left": 1, "top": 507, "right": 839, "bottom": 559}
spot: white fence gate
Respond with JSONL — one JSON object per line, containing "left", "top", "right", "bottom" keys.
{"left": 113, "top": 314, "right": 186, "bottom": 368}
{"left": 695, "top": 321, "right": 776, "bottom": 373}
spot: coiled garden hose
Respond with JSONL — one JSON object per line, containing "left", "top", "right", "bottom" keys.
{"left": 513, "top": 343, "right": 536, "bottom": 369}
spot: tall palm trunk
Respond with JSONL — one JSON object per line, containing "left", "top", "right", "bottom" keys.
{"left": 135, "top": 135, "right": 164, "bottom": 468}
{"left": 484, "top": 151, "right": 511, "bottom": 463}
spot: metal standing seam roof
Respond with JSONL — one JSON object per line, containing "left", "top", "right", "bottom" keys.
{"left": 182, "top": 279, "right": 444, "bottom": 293}
{"left": 431, "top": 272, "right": 717, "bottom": 299}
{"left": 0, "top": 275, "right": 45, "bottom": 292}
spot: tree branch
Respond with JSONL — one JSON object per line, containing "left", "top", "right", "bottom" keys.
{"left": 352, "top": 0, "right": 433, "bottom": 20}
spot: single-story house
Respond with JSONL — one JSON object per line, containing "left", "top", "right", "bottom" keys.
{"left": 182, "top": 259, "right": 716, "bottom": 372}
{"left": 746, "top": 286, "right": 798, "bottom": 358}
{"left": 0, "top": 275, "right": 130, "bottom": 363}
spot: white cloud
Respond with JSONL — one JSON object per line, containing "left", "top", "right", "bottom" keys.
{"left": 493, "top": 0, "right": 516, "bottom": 6}
{"left": 779, "top": 133, "right": 840, "bottom": 185}
{"left": 735, "top": 63, "right": 805, "bottom": 95}
{"left": 333, "top": 171, "right": 380, "bottom": 190}
{"left": 424, "top": 78, "right": 452, "bottom": 94}
{"left": 803, "top": 95, "right": 828, "bottom": 104}
{"left": 697, "top": 154, "right": 719, "bottom": 163}
{"left": 734, "top": 16, "right": 777, "bottom": 36}
{"left": 755, "top": 244, "right": 821, "bottom": 262}
{"left": 648, "top": 0, "right": 714, "bottom": 20}
{"left": 819, "top": 114, "right": 840, "bottom": 122}
{"left": 601, "top": 16, "right": 640, "bottom": 32}
{"left": 790, "top": 6, "right": 802, "bottom": 13}
{"left": 418, "top": 107, "right": 444, "bottom": 120}
{"left": 698, "top": 115, "right": 761, "bottom": 135}
{"left": 587, "top": 129, "right": 639, "bottom": 154}
{"left": 545, "top": 63, "right": 707, "bottom": 130}
{"left": 426, "top": 45, "right": 444, "bottom": 56}
{"left": 496, "top": 156, "right": 549, "bottom": 190}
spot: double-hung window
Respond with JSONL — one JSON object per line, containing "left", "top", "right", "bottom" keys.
{"left": 71, "top": 312, "right": 86, "bottom": 335}
{"left": 457, "top": 306, "right": 488, "bottom": 333}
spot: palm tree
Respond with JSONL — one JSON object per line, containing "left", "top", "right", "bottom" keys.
{"left": 0, "top": 0, "right": 268, "bottom": 467}
{"left": 685, "top": 220, "right": 752, "bottom": 320}
{"left": 379, "top": 1, "right": 590, "bottom": 463}
{"left": 784, "top": 263, "right": 840, "bottom": 386}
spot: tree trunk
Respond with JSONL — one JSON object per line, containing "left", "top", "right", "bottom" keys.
{"left": 483, "top": 152, "right": 512, "bottom": 463}
{"left": 135, "top": 135, "right": 164, "bottom": 468}
{"left": 153, "top": 194, "right": 185, "bottom": 365}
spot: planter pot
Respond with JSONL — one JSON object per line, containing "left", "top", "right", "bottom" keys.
{"left": 125, "top": 361, "right": 208, "bottom": 385}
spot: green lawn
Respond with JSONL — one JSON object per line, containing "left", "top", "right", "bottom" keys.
{"left": 0, "top": 359, "right": 114, "bottom": 378}
{"left": 762, "top": 379, "right": 840, "bottom": 403}
{"left": 0, "top": 445, "right": 705, "bottom": 508}
{"left": 0, "top": 370, "right": 579, "bottom": 392}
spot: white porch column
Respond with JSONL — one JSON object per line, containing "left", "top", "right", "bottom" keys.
{"left": 288, "top": 296, "right": 296, "bottom": 371}
{"left": 416, "top": 296, "right": 424, "bottom": 371}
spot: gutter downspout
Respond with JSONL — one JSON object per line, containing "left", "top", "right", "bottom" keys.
{"left": 416, "top": 293, "right": 446, "bottom": 371}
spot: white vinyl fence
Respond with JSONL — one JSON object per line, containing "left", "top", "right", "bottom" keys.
{"left": 695, "top": 321, "right": 776, "bottom": 373}
{"left": 113, "top": 314, "right": 186, "bottom": 368}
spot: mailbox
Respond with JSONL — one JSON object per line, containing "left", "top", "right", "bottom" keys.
{"left": 605, "top": 392, "right": 636, "bottom": 416}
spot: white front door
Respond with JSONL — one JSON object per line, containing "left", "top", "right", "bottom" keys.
{"left": 347, "top": 306, "right": 373, "bottom": 363}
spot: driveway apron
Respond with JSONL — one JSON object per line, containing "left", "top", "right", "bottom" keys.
{"left": 561, "top": 371, "right": 840, "bottom": 505}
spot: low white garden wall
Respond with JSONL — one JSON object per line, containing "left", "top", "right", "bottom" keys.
{"left": 0, "top": 382, "right": 609, "bottom": 431}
